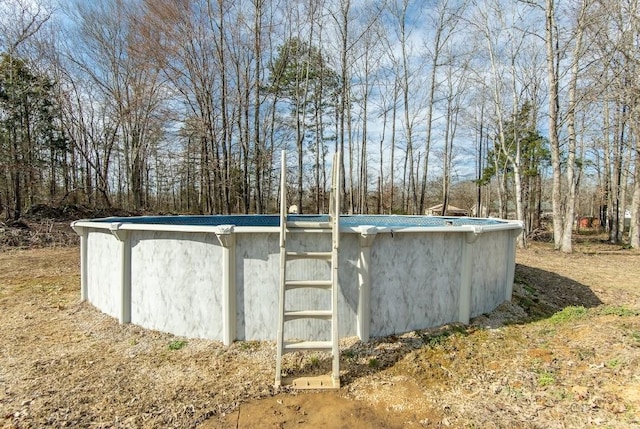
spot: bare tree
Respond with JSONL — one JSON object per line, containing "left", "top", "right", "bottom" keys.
{"left": 470, "top": 0, "right": 541, "bottom": 246}
{"left": 439, "top": 54, "right": 471, "bottom": 217}
{"left": 419, "top": 0, "right": 467, "bottom": 214}
{"left": 383, "top": 0, "right": 431, "bottom": 214}
{"left": 378, "top": 28, "right": 402, "bottom": 213}
{"left": 349, "top": 7, "right": 385, "bottom": 214}
{"left": 557, "top": 0, "right": 592, "bottom": 252}
{"left": 66, "top": 0, "right": 166, "bottom": 211}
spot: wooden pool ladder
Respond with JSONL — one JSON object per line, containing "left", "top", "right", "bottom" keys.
{"left": 275, "top": 150, "right": 341, "bottom": 389}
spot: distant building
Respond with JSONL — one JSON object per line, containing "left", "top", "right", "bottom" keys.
{"left": 426, "top": 204, "right": 468, "bottom": 217}
{"left": 470, "top": 204, "right": 488, "bottom": 217}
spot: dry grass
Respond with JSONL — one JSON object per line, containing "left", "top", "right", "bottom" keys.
{"left": 1, "top": 236, "right": 639, "bottom": 428}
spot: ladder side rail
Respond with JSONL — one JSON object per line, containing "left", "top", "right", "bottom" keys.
{"left": 279, "top": 150, "right": 287, "bottom": 247}
{"left": 331, "top": 151, "right": 340, "bottom": 386}
{"left": 275, "top": 150, "right": 287, "bottom": 387}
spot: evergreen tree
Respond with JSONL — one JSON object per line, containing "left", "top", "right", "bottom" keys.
{"left": 479, "top": 102, "right": 549, "bottom": 230}
{"left": 267, "top": 37, "right": 340, "bottom": 212}
{"left": 0, "top": 53, "right": 66, "bottom": 219}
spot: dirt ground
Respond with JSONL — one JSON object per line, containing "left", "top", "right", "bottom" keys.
{"left": 1, "top": 232, "right": 639, "bottom": 428}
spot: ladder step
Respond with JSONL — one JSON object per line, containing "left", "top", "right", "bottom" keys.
{"left": 285, "top": 280, "right": 332, "bottom": 289}
{"left": 283, "top": 340, "right": 333, "bottom": 352}
{"left": 286, "top": 221, "right": 332, "bottom": 230}
{"left": 285, "top": 228, "right": 332, "bottom": 234}
{"left": 284, "top": 310, "right": 332, "bottom": 321}
{"left": 281, "top": 375, "right": 340, "bottom": 389}
{"left": 286, "top": 251, "right": 332, "bottom": 260}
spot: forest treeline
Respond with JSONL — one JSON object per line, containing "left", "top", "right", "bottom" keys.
{"left": 0, "top": 0, "right": 639, "bottom": 251}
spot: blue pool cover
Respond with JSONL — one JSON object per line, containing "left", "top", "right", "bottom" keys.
{"left": 93, "top": 214, "right": 504, "bottom": 228}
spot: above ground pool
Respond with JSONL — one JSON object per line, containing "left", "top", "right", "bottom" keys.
{"left": 71, "top": 214, "right": 522, "bottom": 345}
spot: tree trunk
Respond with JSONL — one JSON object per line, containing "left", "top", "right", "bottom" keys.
{"left": 559, "top": 0, "right": 588, "bottom": 253}
{"left": 610, "top": 104, "right": 625, "bottom": 243}
{"left": 630, "top": 138, "right": 640, "bottom": 248}
{"left": 390, "top": 81, "right": 398, "bottom": 213}
{"left": 545, "top": 0, "right": 563, "bottom": 250}
{"left": 419, "top": 30, "right": 439, "bottom": 215}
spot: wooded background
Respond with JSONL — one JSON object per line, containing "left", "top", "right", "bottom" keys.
{"left": 1, "top": 0, "right": 639, "bottom": 251}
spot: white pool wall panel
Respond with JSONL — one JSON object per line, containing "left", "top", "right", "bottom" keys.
{"left": 369, "top": 232, "right": 462, "bottom": 337}
{"left": 129, "top": 231, "right": 224, "bottom": 339}
{"left": 470, "top": 230, "right": 515, "bottom": 317}
{"left": 85, "top": 230, "right": 122, "bottom": 319}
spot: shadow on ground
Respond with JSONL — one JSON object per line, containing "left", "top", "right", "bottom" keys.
{"left": 514, "top": 263, "right": 602, "bottom": 320}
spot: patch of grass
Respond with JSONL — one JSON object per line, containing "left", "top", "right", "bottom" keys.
{"left": 601, "top": 306, "right": 640, "bottom": 317}
{"left": 168, "top": 340, "right": 187, "bottom": 350}
{"left": 343, "top": 349, "right": 356, "bottom": 360}
{"left": 518, "top": 296, "right": 535, "bottom": 312}
{"left": 513, "top": 272, "right": 530, "bottom": 287}
{"left": 537, "top": 371, "right": 555, "bottom": 387}
{"left": 606, "top": 358, "right": 621, "bottom": 369}
{"left": 368, "top": 357, "right": 379, "bottom": 368}
{"left": 308, "top": 355, "right": 320, "bottom": 367}
{"left": 425, "top": 333, "right": 450, "bottom": 347}
{"left": 422, "top": 325, "right": 468, "bottom": 348}
{"left": 548, "top": 306, "right": 588, "bottom": 324}
{"left": 237, "top": 340, "right": 260, "bottom": 351}
{"left": 450, "top": 324, "right": 468, "bottom": 335}
{"left": 631, "top": 331, "right": 640, "bottom": 343}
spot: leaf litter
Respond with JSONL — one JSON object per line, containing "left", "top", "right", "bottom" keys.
{"left": 0, "top": 238, "right": 639, "bottom": 428}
